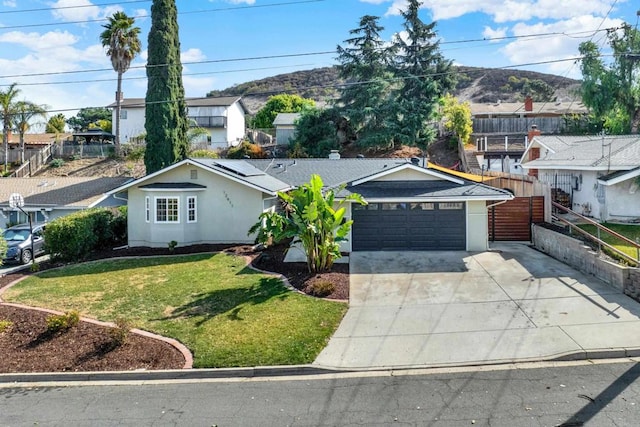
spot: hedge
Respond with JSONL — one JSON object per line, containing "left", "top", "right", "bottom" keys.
{"left": 44, "top": 207, "right": 127, "bottom": 262}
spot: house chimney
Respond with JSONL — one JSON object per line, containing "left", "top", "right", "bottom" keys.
{"left": 524, "top": 96, "right": 533, "bottom": 112}
{"left": 328, "top": 150, "right": 341, "bottom": 160}
{"left": 527, "top": 124, "right": 541, "bottom": 144}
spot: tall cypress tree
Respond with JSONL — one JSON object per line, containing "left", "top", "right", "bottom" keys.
{"left": 144, "top": 0, "right": 189, "bottom": 174}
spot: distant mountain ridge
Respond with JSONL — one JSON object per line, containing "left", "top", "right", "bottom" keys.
{"left": 207, "top": 66, "right": 581, "bottom": 114}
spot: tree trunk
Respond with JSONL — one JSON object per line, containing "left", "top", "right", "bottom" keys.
{"left": 3, "top": 124, "right": 8, "bottom": 173}
{"left": 114, "top": 71, "right": 123, "bottom": 157}
{"left": 631, "top": 108, "right": 640, "bottom": 134}
{"left": 19, "top": 133, "right": 24, "bottom": 164}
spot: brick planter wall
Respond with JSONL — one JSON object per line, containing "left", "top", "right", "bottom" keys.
{"left": 532, "top": 224, "right": 638, "bottom": 300}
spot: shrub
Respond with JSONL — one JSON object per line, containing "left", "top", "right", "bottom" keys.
{"left": 46, "top": 310, "right": 80, "bottom": 333}
{"left": 124, "top": 145, "right": 145, "bottom": 161}
{"left": 227, "top": 140, "right": 266, "bottom": 159}
{"left": 50, "top": 158, "right": 65, "bottom": 168}
{"left": 30, "top": 262, "right": 40, "bottom": 272}
{"left": 108, "top": 318, "right": 132, "bottom": 348}
{"left": 189, "top": 149, "right": 219, "bottom": 159}
{"left": 310, "top": 281, "right": 335, "bottom": 297}
{"left": 45, "top": 207, "right": 125, "bottom": 262}
{"left": 0, "top": 320, "right": 13, "bottom": 334}
{"left": 168, "top": 240, "right": 178, "bottom": 253}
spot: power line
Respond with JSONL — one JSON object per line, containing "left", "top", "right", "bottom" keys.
{"left": 0, "top": 26, "right": 620, "bottom": 81}
{"left": 0, "top": 0, "right": 150, "bottom": 15}
{"left": 32, "top": 55, "right": 593, "bottom": 116}
{"left": 0, "top": 0, "right": 326, "bottom": 30}
{"left": 2, "top": 63, "right": 316, "bottom": 88}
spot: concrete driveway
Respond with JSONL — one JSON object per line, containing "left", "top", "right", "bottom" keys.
{"left": 314, "top": 243, "right": 640, "bottom": 370}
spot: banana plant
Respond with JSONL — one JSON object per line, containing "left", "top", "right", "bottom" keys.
{"left": 249, "top": 174, "right": 367, "bottom": 273}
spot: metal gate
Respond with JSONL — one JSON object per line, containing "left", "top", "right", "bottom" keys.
{"left": 488, "top": 197, "right": 545, "bottom": 241}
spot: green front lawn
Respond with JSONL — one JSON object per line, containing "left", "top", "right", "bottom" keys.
{"left": 578, "top": 223, "right": 640, "bottom": 262}
{"left": 2, "top": 253, "right": 347, "bottom": 368}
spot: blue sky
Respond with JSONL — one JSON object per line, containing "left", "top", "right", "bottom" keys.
{"left": 0, "top": 0, "right": 637, "bottom": 121}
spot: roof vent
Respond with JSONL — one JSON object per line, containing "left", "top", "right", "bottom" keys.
{"left": 356, "top": 154, "right": 365, "bottom": 159}
{"left": 410, "top": 157, "right": 420, "bottom": 165}
{"left": 328, "top": 150, "right": 340, "bottom": 160}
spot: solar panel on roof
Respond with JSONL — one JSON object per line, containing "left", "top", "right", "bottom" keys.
{"left": 213, "top": 159, "right": 265, "bottom": 177}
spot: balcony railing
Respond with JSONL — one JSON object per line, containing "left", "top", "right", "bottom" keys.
{"left": 189, "top": 116, "right": 226, "bottom": 128}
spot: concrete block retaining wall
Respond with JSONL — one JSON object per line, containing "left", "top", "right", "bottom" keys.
{"left": 532, "top": 224, "right": 638, "bottom": 300}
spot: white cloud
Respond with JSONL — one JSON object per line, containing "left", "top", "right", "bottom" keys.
{"left": 2, "top": 1, "right": 16, "bottom": 7}
{"left": 500, "top": 15, "right": 624, "bottom": 76}
{"left": 482, "top": 26, "right": 508, "bottom": 42}
{"left": 50, "top": 0, "right": 101, "bottom": 22}
{"left": 0, "top": 30, "right": 78, "bottom": 51}
{"left": 181, "top": 48, "right": 206, "bottom": 63}
{"left": 377, "top": 0, "right": 627, "bottom": 22}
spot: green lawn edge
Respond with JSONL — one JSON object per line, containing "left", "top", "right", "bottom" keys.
{"left": 2, "top": 253, "right": 348, "bottom": 368}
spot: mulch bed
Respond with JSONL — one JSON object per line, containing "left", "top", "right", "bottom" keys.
{"left": 0, "top": 242, "right": 349, "bottom": 373}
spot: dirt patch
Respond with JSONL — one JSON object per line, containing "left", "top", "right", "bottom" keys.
{"left": 37, "top": 157, "right": 146, "bottom": 178}
{"left": 0, "top": 305, "right": 185, "bottom": 373}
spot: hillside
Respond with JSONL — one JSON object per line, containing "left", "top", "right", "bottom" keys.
{"left": 207, "top": 66, "right": 581, "bottom": 114}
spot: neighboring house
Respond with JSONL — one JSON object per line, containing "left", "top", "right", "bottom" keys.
{"left": 107, "top": 96, "right": 248, "bottom": 150}
{"left": 469, "top": 97, "right": 589, "bottom": 174}
{"left": 0, "top": 177, "right": 130, "bottom": 229}
{"left": 108, "top": 157, "right": 514, "bottom": 252}
{"left": 273, "top": 113, "right": 301, "bottom": 146}
{"left": 519, "top": 134, "right": 640, "bottom": 221}
{"left": 471, "top": 97, "right": 589, "bottom": 134}
{"left": 1, "top": 133, "right": 73, "bottom": 165}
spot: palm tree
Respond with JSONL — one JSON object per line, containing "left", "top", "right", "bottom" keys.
{"left": 0, "top": 83, "right": 21, "bottom": 173}
{"left": 14, "top": 101, "right": 48, "bottom": 164}
{"left": 100, "top": 11, "right": 141, "bottom": 157}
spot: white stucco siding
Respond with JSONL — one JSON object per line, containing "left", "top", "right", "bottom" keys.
{"left": 113, "top": 107, "right": 146, "bottom": 144}
{"left": 371, "top": 168, "right": 442, "bottom": 182}
{"left": 568, "top": 171, "right": 602, "bottom": 218}
{"left": 127, "top": 164, "right": 266, "bottom": 247}
{"left": 466, "top": 201, "right": 489, "bottom": 251}
{"left": 339, "top": 202, "right": 353, "bottom": 253}
{"left": 225, "top": 102, "right": 246, "bottom": 145}
{"left": 602, "top": 180, "right": 640, "bottom": 220}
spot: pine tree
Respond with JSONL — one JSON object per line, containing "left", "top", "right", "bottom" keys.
{"left": 390, "top": 0, "right": 454, "bottom": 150}
{"left": 335, "top": 15, "right": 395, "bottom": 147}
{"left": 144, "top": 0, "right": 189, "bottom": 174}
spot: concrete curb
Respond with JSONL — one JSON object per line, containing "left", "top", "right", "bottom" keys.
{"left": 0, "top": 365, "right": 342, "bottom": 384}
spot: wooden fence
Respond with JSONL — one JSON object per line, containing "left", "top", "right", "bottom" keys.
{"left": 489, "top": 196, "right": 545, "bottom": 241}
{"left": 8, "top": 144, "right": 54, "bottom": 178}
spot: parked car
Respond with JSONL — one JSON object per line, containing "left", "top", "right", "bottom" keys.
{"left": 2, "top": 223, "right": 46, "bottom": 265}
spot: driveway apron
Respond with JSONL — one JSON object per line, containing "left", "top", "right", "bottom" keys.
{"left": 313, "top": 243, "right": 640, "bottom": 369}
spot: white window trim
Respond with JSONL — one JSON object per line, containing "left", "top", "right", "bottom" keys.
{"left": 145, "top": 196, "right": 150, "bottom": 223}
{"left": 187, "top": 196, "right": 197, "bottom": 223}
{"left": 154, "top": 196, "right": 180, "bottom": 224}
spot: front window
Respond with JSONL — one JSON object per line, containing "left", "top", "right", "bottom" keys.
{"left": 187, "top": 196, "right": 197, "bottom": 223}
{"left": 155, "top": 197, "right": 179, "bottom": 223}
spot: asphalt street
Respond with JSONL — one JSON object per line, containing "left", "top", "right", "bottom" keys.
{"left": 1, "top": 359, "right": 639, "bottom": 426}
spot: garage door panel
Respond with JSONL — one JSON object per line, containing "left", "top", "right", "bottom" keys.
{"left": 352, "top": 202, "right": 466, "bottom": 251}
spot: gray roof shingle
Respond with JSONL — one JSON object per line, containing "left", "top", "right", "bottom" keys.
{"left": 0, "top": 177, "right": 130, "bottom": 208}
{"left": 525, "top": 135, "right": 640, "bottom": 170}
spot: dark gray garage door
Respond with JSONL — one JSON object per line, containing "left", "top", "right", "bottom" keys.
{"left": 352, "top": 202, "right": 466, "bottom": 251}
